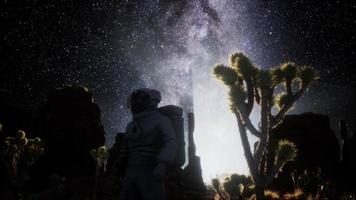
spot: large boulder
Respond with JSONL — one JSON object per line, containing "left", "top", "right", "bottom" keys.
{"left": 268, "top": 112, "right": 341, "bottom": 191}
{"left": 35, "top": 86, "right": 105, "bottom": 182}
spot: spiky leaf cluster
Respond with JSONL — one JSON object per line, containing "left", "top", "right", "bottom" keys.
{"left": 271, "top": 67, "right": 284, "bottom": 85}
{"left": 229, "top": 85, "right": 247, "bottom": 103}
{"left": 213, "top": 62, "right": 248, "bottom": 113}
{"left": 213, "top": 64, "right": 239, "bottom": 86}
{"left": 221, "top": 174, "right": 253, "bottom": 199}
{"left": 274, "top": 93, "right": 290, "bottom": 109}
{"left": 230, "top": 174, "right": 252, "bottom": 186}
{"left": 275, "top": 140, "right": 297, "bottom": 164}
{"left": 16, "top": 130, "right": 26, "bottom": 140}
{"left": 257, "top": 70, "right": 273, "bottom": 89}
{"left": 26, "top": 137, "right": 44, "bottom": 155}
{"left": 229, "top": 53, "right": 257, "bottom": 77}
{"left": 5, "top": 130, "right": 29, "bottom": 152}
{"left": 212, "top": 178, "right": 220, "bottom": 191}
{"left": 223, "top": 178, "right": 239, "bottom": 197}
{"left": 297, "top": 66, "right": 318, "bottom": 86}
{"left": 280, "top": 62, "right": 297, "bottom": 80}
{"left": 90, "top": 146, "right": 109, "bottom": 162}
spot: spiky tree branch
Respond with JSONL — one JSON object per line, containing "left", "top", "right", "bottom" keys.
{"left": 235, "top": 113, "right": 260, "bottom": 180}
{"left": 272, "top": 65, "right": 318, "bottom": 127}
{"left": 240, "top": 115, "right": 262, "bottom": 138}
{"left": 272, "top": 87, "right": 305, "bottom": 127}
{"left": 230, "top": 53, "right": 257, "bottom": 116}
{"left": 266, "top": 140, "right": 297, "bottom": 183}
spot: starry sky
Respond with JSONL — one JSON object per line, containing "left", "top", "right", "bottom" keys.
{"left": 1, "top": 0, "right": 355, "bottom": 181}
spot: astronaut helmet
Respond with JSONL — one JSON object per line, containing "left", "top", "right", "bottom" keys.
{"left": 128, "top": 88, "right": 161, "bottom": 114}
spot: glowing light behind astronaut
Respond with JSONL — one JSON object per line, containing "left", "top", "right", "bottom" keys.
{"left": 162, "top": 0, "right": 261, "bottom": 183}
{"left": 137, "top": 0, "right": 260, "bottom": 183}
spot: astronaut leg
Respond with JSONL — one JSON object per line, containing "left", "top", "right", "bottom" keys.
{"left": 137, "top": 166, "right": 166, "bottom": 200}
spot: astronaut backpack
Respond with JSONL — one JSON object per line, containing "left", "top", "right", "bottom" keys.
{"left": 158, "top": 105, "right": 186, "bottom": 167}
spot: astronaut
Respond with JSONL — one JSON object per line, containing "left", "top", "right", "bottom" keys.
{"left": 119, "top": 88, "right": 177, "bottom": 200}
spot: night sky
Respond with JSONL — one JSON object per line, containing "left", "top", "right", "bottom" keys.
{"left": 1, "top": 0, "right": 355, "bottom": 179}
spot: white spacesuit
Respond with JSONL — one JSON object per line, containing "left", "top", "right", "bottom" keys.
{"left": 119, "top": 88, "right": 177, "bottom": 200}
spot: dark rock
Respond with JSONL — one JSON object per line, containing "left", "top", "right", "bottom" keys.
{"left": 268, "top": 112, "right": 341, "bottom": 191}
{"left": 0, "top": 103, "right": 37, "bottom": 195}
{"left": 167, "top": 112, "right": 206, "bottom": 200}
{"left": 0, "top": 103, "right": 36, "bottom": 141}
{"left": 1, "top": 86, "right": 105, "bottom": 198}
{"left": 179, "top": 112, "right": 205, "bottom": 192}
{"left": 339, "top": 120, "right": 356, "bottom": 192}
{"left": 34, "top": 85, "right": 105, "bottom": 184}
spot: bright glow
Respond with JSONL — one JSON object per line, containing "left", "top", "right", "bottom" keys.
{"left": 194, "top": 77, "right": 248, "bottom": 182}
{"left": 192, "top": 66, "right": 259, "bottom": 183}
{"left": 135, "top": 0, "right": 262, "bottom": 183}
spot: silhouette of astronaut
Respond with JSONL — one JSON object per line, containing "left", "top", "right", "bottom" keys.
{"left": 119, "top": 88, "right": 177, "bottom": 200}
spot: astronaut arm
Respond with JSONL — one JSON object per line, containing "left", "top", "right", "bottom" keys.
{"left": 156, "top": 118, "right": 177, "bottom": 166}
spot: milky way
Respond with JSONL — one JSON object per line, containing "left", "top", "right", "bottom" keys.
{"left": 1, "top": 0, "right": 355, "bottom": 181}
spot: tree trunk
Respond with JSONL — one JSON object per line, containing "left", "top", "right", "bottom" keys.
{"left": 235, "top": 114, "right": 266, "bottom": 200}
{"left": 255, "top": 185, "right": 265, "bottom": 200}
{"left": 235, "top": 114, "right": 259, "bottom": 181}
{"left": 256, "top": 89, "right": 271, "bottom": 174}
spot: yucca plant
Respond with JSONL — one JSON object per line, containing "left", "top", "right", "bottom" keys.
{"left": 222, "top": 174, "right": 254, "bottom": 199}
{"left": 3, "top": 130, "right": 44, "bottom": 176}
{"left": 213, "top": 52, "right": 318, "bottom": 200}
{"left": 1, "top": 129, "right": 44, "bottom": 200}
{"left": 90, "top": 146, "right": 109, "bottom": 200}
{"left": 212, "top": 178, "right": 227, "bottom": 200}
{"left": 90, "top": 146, "right": 109, "bottom": 169}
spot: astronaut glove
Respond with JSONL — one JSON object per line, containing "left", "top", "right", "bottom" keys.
{"left": 153, "top": 163, "right": 167, "bottom": 181}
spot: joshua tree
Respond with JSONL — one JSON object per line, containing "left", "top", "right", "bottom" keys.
{"left": 213, "top": 52, "right": 318, "bottom": 199}
{"left": 3, "top": 130, "right": 44, "bottom": 177}
{"left": 2, "top": 129, "right": 44, "bottom": 199}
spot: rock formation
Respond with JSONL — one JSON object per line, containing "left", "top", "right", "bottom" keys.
{"left": 35, "top": 86, "right": 106, "bottom": 181}
{"left": 268, "top": 112, "right": 341, "bottom": 191}
{"left": 0, "top": 86, "right": 106, "bottom": 198}
{"left": 339, "top": 120, "right": 356, "bottom": 192}
{"left": 179, "top": 112, "right": 206, "bottom": 191}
